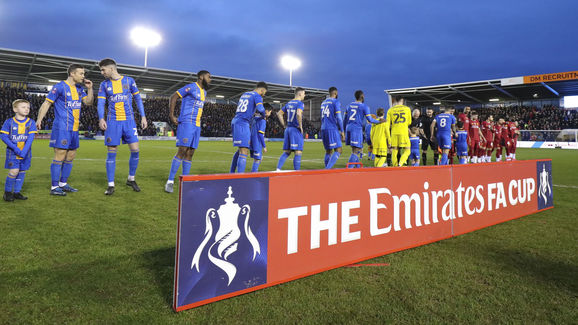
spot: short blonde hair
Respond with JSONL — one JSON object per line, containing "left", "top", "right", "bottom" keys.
{"left": 12, "top": 99, "right": 30, "bottom": 108}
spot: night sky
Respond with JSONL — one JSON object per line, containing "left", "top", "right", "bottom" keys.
{"left": 1, "top": 0, "right": 577, "bottom": 109}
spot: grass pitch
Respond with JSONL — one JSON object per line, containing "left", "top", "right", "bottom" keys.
{"left": 0, "top": 140, "right": 576, "bottom": 324}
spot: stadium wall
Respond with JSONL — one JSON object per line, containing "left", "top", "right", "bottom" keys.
{"left": 173, "top": 159, "right": 554, "bottom": 311}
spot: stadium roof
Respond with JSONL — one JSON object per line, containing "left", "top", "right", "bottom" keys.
{"left": 385, "top": 71, "right": 578, "bottom": 105}
{"left": 0, "top": 47, "right": 328, "bottom": 103}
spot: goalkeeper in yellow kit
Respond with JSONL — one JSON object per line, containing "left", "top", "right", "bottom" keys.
{"left": 370, "top": 108, "right": 389, "bottom": 167}
{"left": 385, "top": 96, "right": 412, "bottom": 166}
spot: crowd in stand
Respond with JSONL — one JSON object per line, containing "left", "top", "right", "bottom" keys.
{"left": 478, "top": 105, "right": 578, "bottom": 130}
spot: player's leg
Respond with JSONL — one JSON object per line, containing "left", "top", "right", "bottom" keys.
{"left": 181, "top": 126, "right": 200, "bottom": 177}
{"left": 105, "top": 145, "right": 118, "bottom": 195}
{"left": 326, "top": 141, "right": 342, "bottom": 169}
{"left": 237, "top": 147, "right": 250, "bottom": 173}
{"left": 126, "top": 141, "right": 141, "bottom": 192}
{"left": 4, "top": 168, "right": 19, "bottom": 201}
{"left": 181, "top": 147, "right": 195, "bottom": 176}
{"left": 421, "top": 139, "right": 429, "bottom": 166}
{"left": 293, "top": 150, "right": 302, "bottom": 170}
{"left": 277, "top": 128, "right": 292, "bottom": 171}
{"left": 251, "top": 158, "right": 262, "bottom": 172}
{"left": 166, "top": 146, "right": 186, "bottom": 190}
{"left": 59, "top": 148, "right": 78, "bottom": 192}
{"left": 50, "top": 148, "right": 68, "bottom": 196}
{"left": 12, "top": 163, "right": 28, "bottom": 200}
{"left": 230, "top": 150, "right": 240, "bottom": 173}
{"left": 325, "top": 149, "right": 332, "bottom": 167}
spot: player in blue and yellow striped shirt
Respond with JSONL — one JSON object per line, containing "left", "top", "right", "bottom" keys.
{"left": 36, "top": 64, "right": 94, "bottom": 196}
{"left": 2, "top": 100, "right": 38, "bottom": 201}
{"left": 97, "top": 58, "right": 147, "bottom": 195}
{"left": 164, "top": 70, "right": 211, "bottom": 193}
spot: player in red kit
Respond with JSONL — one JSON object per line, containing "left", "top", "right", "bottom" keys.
{"left": 509, "top": 120, "right": 520, "bottom": 160}
{"left": 458, "top": 106, "right": 471, "bottom": 162}
{"left": 481, "top": 114, "right": 494, "bottom": 162}
{"left": 499, "top": 118, "right": 512, "bottom": 162}
{"left": 468, "top": 111, "right": 485, "bottom": 163}
{"left": 493, "top": 118, "right": 503, "bottom": 161}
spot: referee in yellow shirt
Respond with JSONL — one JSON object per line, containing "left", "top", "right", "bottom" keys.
{"left": 385, "top": 96, "right": 412, "bottom": 166}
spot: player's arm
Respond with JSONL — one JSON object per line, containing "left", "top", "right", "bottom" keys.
{"left": 335, "top": 102, "right": 344, "bottom": 132}
{"left": 297, "top": 107, "right": 303, "bottom": 134}
{"left": 169, "top": 92, "right": 180, "bottom": 125}
{"left": 430, "top": 119, "right": 437, "bottom": 141}
{"left": 82, "top": 79, "right": 94, "bottom": 106}
{"left": 130, "top": 79, "right": 147, "bottom": 129}
{"left": 258, "top": 124, "right": 266, "bottom": 151}
{"left": 364, "top": 106, "right": 381, "bottom": 124}
{"left": 97, "top": 82, "right": 107, "bottom": 130}
{"left": 277, "top": 105, "right": 286, "bottom": 128}
{"left": 36, "top": 100, "right": 52, "bottom": 130}
{"left": 0, "top": 123, "right": 21, "bottom": 155}
{"left": 18, "top": 134, "right": 36, "bottom": 158}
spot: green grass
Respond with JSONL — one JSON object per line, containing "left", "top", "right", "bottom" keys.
{"left": 0, "top": 140, "right": 576, "bottom": 324}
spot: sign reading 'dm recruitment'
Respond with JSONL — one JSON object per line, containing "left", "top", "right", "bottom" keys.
{"left": 173, "top": 160, "right": 553, "bottom": 311}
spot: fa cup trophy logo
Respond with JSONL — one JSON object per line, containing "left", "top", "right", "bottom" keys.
{"left": 191, "top": 186, "right": 261, "bottom": 285}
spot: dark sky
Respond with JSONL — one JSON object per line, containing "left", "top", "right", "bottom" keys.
{"left": 1, "top": 0, "right": 577, "bottom": 109}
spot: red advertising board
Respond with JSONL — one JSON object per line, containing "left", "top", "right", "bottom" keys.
{"left": 174, "top": 160, "right": 553, "bottom": 311}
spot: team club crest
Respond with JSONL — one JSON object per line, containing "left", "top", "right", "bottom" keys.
{"left": 191, "top": 186, "right": 261, "bottom": 285}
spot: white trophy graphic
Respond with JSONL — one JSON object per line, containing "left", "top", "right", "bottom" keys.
{"left": 539, "top": 165, "right": 551, "bottom": 205}
{"left": 191, "top": 186, "right": 261, "bottom": 285}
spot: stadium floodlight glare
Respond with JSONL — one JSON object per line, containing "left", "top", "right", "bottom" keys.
{"left": 48, "top": 79, "right": 60, "bottom": 83}
{"left": 143, "top": 88, "right": 154, "bottom": 92}
{"left": 273, "top": 100, "right": 281, "bottom": 103}
{"left": 216, "top": 95, "right": 225, "bottom": 98}
{"left": 433, "top": 102, "right": 441, "bottom": 105}
{"left": 130, "top": 27, "right": 162, "bottom": 68}
{"left": 489, "top": 98, "right": 500, "bottom": 102}
{"left": 280, "top": 55, "right": 301, "bottom": 86}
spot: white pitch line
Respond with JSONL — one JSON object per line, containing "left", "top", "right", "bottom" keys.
{"left": 553, "top": 184, "right": 578, "bottom": 189}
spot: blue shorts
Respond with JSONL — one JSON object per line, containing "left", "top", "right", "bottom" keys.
{"left": 176, "top": 123, "right": 201, "bottom": 148}
{"left": 346, "top": 128, "right": 364, "bottom": 148}
{"left": 283, "top": 127, "right": 304, "bottom": 151}
{"left": 321, "top": 129, "right": 342, "bottom": 150}
{"left": 409, "top": 149, "right": 420, "bottom": 160}
{"left": 105, "top": 120, "right": 139, "bottom": 146}
{"left": 457, "top": 144, "right": 468, "bottom": 157}
{"left": 5, "top": 151, "right": 31, "bottom": 171}
{"left": 437, "top": 134, "right": 452, "bottom": 150}
{"left": 50, "top": 129, "right": 79, "bottom": 150}
{"left": 232, "top": 121, "right": 250, "bottom": 148}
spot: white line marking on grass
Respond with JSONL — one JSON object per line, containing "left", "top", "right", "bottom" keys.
{"left": 554, "top": 184, "right": 578, "bottom": 189}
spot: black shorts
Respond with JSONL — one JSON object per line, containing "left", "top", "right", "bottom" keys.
{"left": 421, "top": 138, "right": 437, "bottom": 151}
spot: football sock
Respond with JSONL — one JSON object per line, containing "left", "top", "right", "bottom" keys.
{"left": 236, "top": 153, "right": 248, "bottom": 173}
{"left": 14, "top": 171, "right": 25, "bottom": 193}
{"left": 168, "top": 156, "right": 182, "bottom": 181}
{"left": 374, "top": 156, "right": 386, "bottom": 167}
{"left": 230, "top": 151, "right": 239, "bottom": 173}
{"left": 391, "top": 149, "right": 399, "bottom": 167}
{"left": 433, "top": 153, "right": 439, "bottom": 165}
{"left": 422, "top": 152, "right": 427, "bottom": 166}
{"left": 277, "top": 152, "right": 290, "bottom": 170}
{"left": 347, "top": 153, "right": 358, "bottom": 168}
{"left": 440, "top": 153, "right": 448, "bottom": 165}
{"left": 387, "top": 153, "right": 392, "bottom": 166}
{"left": 5, "top": 173, "right": 16, "bottom": 192}
{"left": 251, "top": 159, "right": 261, "bottom": 172}
{"left": 182, "top": 159, "right": 192, "bottom": 176}
{"left": 324, "top": 153, "right": 330, "bottom": 167}
{"left": 326, "top": 151, "right": 341, "bottom": 169}
{"left": 106, "top": 150, "right": 117, "bottom": 183}
{"left": 60, "top": 160, "right": 73, "bottom": 184}
{"left": 472, "top": 157, "right": 478, "bottom": 164}
{"left": 293, "top": 154, "right": 302, "bottom": 170}
{"left": 399, "top": 148, "right": 410, "bottom": 166}
{"left": 459, "top": 157, "right": 467, "bottom": 164}
{"left": 51, "top": 160, "right": 62, "bottom": 188}
{"left": 129, "top": 150, "right": 139, "bottom": 177}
